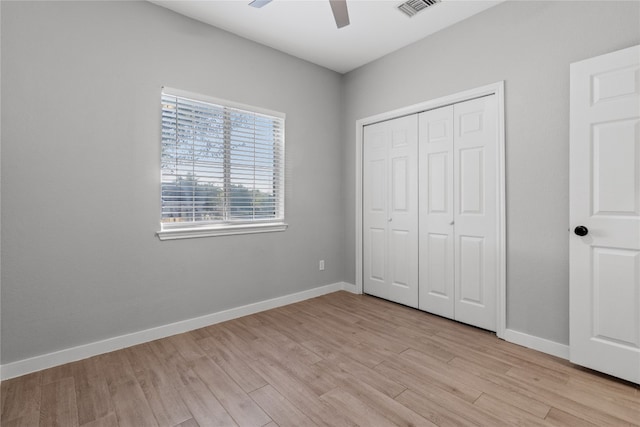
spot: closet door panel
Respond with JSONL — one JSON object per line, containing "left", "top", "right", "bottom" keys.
{"left": 459, "top": 235, "right": 485, "bottom": 304}
{"left": 391, "top": 157, "right": 409, "bottom": 211}
{"left": 459, "top": 147, "right": 484, "bottom": 215}
{"left": 369, "top": 228, "right": 386, "bottom": 282}
{"left": 425, "top": 233, "right": 449, "bottom": 296}
{"left": 391, "top": 229, "right": 411, "bottom": 289}
{"left": 387, "top": 115, "right": 419, "bottom": 307}
{"left": 363, "top": 115, "right": 418, "bottom": 307}
{"left": 419, "top": 105, "right": 455, "bottom": 318}
{"left": 363, "top": 126, "right": 389, "bottom": 299}
{"left": 454, "top": 96, "right": 498, "bottom": 331}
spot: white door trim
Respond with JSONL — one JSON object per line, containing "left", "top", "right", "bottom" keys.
{"left": 355, "top": 81, "right": 507, "bottom": 339}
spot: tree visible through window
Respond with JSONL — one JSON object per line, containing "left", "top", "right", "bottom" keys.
{"left": 160, "top": 88, "right": 285, "bottom": 231}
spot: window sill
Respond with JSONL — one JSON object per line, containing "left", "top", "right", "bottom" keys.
{"left": 156, "top": 222, "right": 288, "bottom": 241}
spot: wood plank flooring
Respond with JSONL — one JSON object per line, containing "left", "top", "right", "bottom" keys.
{"left": 2, "top": 291, "right": 639, "bottom": 426}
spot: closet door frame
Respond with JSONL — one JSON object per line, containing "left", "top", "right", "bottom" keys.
{"left": 355, "top": 81, "right": 507, "bottom": 339}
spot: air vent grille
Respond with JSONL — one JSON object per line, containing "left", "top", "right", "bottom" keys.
{"left": 398, "top": 0, "right": 441, "bottom": 17}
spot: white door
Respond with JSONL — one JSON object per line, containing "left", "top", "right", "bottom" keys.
{"left": 570, "top": 45, "right": 640, "bottom": 384}
{"left": 363, "top": 115, "right": 419, "bottom": 307}
{"left": 419, "top": 105, "right": 455, "bottom": 318}
{"left": 453, "top": 96, "right": 498, "bottom": 332}
{"left": 418, "top": 96, "right": 498, "bottom": 331}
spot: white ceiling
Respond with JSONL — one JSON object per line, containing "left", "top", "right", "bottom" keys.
{"left": 150, "top": 0, "right": 504, "bottom": 74}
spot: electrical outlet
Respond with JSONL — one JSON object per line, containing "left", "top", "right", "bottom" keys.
{"left": 319, "top": 260, "right": 325, "bottom": 271}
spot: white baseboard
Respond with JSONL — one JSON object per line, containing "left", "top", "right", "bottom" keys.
{"left": 503, "top": 328, "right": 570, "bottom": 360}
{"left": 341, "top": 282, "right": 359, "bottom": 294}
{"left": 3, "top": 286, "right": 568, "bottom": 381}
{"left": 0, "top": 281, "right": 351, "bottom": 380}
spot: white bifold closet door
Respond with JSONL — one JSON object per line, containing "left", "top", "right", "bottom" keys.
{"left": 363, "top": 115, "right": 419, "bottom": 308}
{"left": 418, "top": 95, "right": 498, "bottom": 331}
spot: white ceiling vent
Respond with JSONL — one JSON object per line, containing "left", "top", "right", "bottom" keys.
{"left": 398, "top": 0, "right": 442, "bottom": 17}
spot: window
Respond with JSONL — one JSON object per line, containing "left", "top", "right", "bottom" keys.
{"left": 157, "top": 88, "right": 286, "bottom": 240}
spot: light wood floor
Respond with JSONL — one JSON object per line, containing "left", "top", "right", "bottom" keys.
{"left": 2, "top": 291, "right": 639, "bottom": 427}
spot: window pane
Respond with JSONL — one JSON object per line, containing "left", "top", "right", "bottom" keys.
{"left": 161, "top": 90, "right": 284, "bottom": 228}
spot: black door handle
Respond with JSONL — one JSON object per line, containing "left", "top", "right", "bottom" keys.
{"left": 574, "top": 226, "right": 589, "bottom": 236}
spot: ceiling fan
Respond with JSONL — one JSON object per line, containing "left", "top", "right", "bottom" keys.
{"left": 249, "top": 0, "right": 350, "bottom": 29}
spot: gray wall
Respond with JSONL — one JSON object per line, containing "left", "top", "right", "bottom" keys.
{"left": 0, "top": 1, "right": 345, "bottom": 364}
{"left": 342, "top": 1, "right": 640, "bottom": 344}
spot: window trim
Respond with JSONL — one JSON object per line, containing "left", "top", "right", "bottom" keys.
{"left": 157, "top": 87, "right": 287, "bottom": 240}
{"left": 156, "top": 222, "right": 288, "bottom": 241}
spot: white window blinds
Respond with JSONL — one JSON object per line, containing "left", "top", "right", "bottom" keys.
{"left": 160, "top": 88, "right": 285, "bottom": 232}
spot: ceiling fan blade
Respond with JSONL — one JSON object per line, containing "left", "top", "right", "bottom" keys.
{"left": 329, "top": 0, "right": 350, "bottom": 28}
{"left": 249, "top": 0, "right": 272, "bottom": 8}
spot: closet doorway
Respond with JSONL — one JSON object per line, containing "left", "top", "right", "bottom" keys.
{"left": 356, "top": 83, "right": 506, "bottom": 336}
